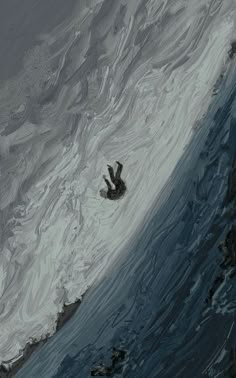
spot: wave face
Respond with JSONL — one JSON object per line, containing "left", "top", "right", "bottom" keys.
{"left": 0, "top": 0, "right": 236, "bottom": 376}
{"left": 17, "top": 69, "right": 236, "bottom": 377}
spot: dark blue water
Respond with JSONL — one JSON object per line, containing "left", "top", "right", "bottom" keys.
{"left": 15, "top": 61, "right": 236, "bottom": 378}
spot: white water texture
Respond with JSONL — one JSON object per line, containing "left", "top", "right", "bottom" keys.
{"left": 0, "top": 0, "right": 235, "bottom": 363}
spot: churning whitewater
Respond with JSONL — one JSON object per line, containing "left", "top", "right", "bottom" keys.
{"left": 0, "top": 0, "right": 235, "bottom": 369}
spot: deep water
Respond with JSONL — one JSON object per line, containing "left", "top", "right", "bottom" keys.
{"left": 16, "top": 63, "right": 236, "bottom": 378}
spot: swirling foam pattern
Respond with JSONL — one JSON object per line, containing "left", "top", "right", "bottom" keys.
{"left": 0, "top": 0, "right": 235, "bottom": 376}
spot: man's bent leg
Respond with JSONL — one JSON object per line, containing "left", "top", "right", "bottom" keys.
{"left": 107, "top": 165, "right": 116, "bottom": 184}
{"left": 115, "top": 161, "right": 123, "bottom": 179}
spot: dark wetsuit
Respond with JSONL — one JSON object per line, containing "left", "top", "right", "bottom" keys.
{"left": 104, "top": 162, "right": 126, "bottom": 200}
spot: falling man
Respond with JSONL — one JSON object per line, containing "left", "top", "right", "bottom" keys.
{"left": 100, "top": 161, "right": 127, "bottom": 200}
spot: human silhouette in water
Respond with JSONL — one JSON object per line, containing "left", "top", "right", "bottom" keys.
{"left": 100, "top": 161, "right": 126, "bottom": 200}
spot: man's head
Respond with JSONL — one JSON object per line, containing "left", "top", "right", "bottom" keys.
{"left": 99, "top": 188, "right": 107, "bottom": 198}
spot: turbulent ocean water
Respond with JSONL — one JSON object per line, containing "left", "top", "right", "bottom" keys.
{"left": 0, "top": 0, "right": 236, "bottom": 377}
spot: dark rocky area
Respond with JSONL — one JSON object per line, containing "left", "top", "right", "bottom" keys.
{"left": 220, "top": 225, "right": 236, "bottom": 268}
{"left": 206, "top": 225, "right": 236, "bottom": 304}
{"left": 91, "top": 348, "right": 127, "bottom": 377}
